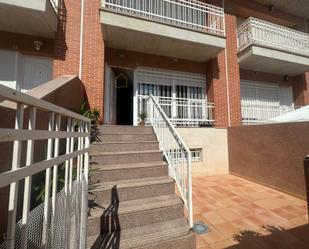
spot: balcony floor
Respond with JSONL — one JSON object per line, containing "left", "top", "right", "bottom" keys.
{"left": 192, "top": 174, "right": 308, "bottom": 249}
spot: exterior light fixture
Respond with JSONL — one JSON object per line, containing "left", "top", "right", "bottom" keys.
{"left": 284, "top": 75, "right": 289, "bottom": 81}
{"left": 268, "top": 5, "right": 275, "bottom": 12}
{"left": 34, "top": 40, "right": 43, "bottom": 51}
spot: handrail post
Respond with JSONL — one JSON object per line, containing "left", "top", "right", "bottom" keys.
{"left": 7, "top": 103, "right": 24, "bottom": 249}
{"left": 187, "top": 152, "right": 193, "bottom": 228}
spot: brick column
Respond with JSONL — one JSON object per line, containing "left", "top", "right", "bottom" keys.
{"left": 82, "top": 0, "right": 105, "bottom": 118}
{"left": 293, "top": 73, "right": 309, "bottom": 106}
{"left": 225, "top": 13, "right": 242, "bottom": 126}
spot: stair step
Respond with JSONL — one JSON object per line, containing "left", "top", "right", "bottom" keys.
{"left": 97, "top": 125, "right": 154, "bottom": 134}
{"left": 87, "top": 218, "right": 195, "bottom": 249}
{"left": 90, "top": 161, "right": 168, "bottom": 182}
{"left": 96, "top": 133, "right": 157, "bottom": 143}
{"left": 90, "top": 150, "right": 163, "bottom": 165}
{"left": 88, "top": 176, "right": 175, "bottom": 205}
{"left": 90, "top": 141, "right": 159, "bottom": 153}
{"left": 87, "top": 195, "right": 184, "bottom": 236}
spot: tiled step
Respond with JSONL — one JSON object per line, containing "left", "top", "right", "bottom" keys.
{"left": 90, "top": 150, "right": 163, "bottom": 165}
{"left": 87, "top": 218, "right": 195, "bottom": 249}
{"left": 88, "top": 176, "right": 175, "bottom": 205}
{"left": 87, "top": 194, "right": 184, "bottom": 236}
{"left": 96, "top": 133, "right": 157, "bottom": 143}
{"left": 90, "top": 161, "right": 168, "bottom": 182}
{"left": 90, "top": 141, "right": 159, "bottom": 153}
{"left": 97, "top": 125, "right": 154, "bottom": 134}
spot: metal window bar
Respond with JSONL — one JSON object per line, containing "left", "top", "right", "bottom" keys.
{"left": 241, "top": 103, "right": 298, "bottom": 124}
{"left": 101, "top": 0, "right": 225, "bottom": 36}
{"left": 237, "top": 17, "right": 309, "bottom": 57}
{"left": 0, "top": 84, "right": 90, "bottom": 249}
{"left": 137, "top": 95, "right": 215, "bottom": 127}
{"left": 147, "top": 94, "right": 193, "bottom": 228}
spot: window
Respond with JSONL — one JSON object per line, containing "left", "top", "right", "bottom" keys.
{"left": 190, "top": 148, "right": 202, "bottom": 163}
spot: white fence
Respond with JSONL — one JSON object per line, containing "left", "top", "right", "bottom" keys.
{"left": 0, "top": 85, "right": 90, "bottom": 249}
{"left": 138, "top": 95, "right": 215, "bottom": 126}
{"left": 237, "top": 17, "right": 309, "bottom": 57}
{"left": 241, "top": 104, "right": 296, "bottom": 124}
{"left": 147, "top": 95, "right": 193, "bottom": 228}
{"left": 102, "top": 0, "right": 225, "bottom": 36}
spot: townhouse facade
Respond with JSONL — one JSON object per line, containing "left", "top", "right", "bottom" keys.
{"left": 0, "top": 0, "right": 309, "bottom": 128}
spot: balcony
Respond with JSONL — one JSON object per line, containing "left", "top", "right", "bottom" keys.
{"left": 237, "top": 17, "right": 309, "bottom": 76}
{"left": 0, "top": 0, "right": 60, "bottom": 38}
{"left": 100, "top": 0, "right": 226, "bottom": 62}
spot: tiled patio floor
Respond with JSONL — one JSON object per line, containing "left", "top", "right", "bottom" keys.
{"left": 193, "top": 174, "right": 309, "bottom": 249}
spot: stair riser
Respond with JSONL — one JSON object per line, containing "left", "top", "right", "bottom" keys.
{"left": 97, "top": 134, "right": 157, "bottom": 143}
{"left": 89, "top": 182, "right": 175, "bottom": 206}
{"left": 87, "top": 204, "right": 184, "bottom": 236}
{"left": 90, "top": 166, "right": 168, "bottom": 182}
{"left": 98, "top": 126, "right": 153, "bottom": 134}
{"left": 91, "top": 152, "right": 162, "bottom": 165}
{"left": 132, "top": 232, "right": 196, "bottom": 249}
{"left": 90, "top": 142, "right": 159, "bottom": 153}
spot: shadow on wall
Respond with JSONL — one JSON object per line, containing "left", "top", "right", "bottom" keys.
{"left": 226, "top": 224, "right": 309, "bottom": 248}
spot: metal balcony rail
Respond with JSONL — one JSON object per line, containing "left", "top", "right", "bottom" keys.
{"left": 102, "top": 0, "right": 225, "bottom": 36}
{"left": 138, "top": 95, "right": 215, "bottom": 127}
{"left": 241, "top": 104, "right": 296, "bottom": 124}
{"left": 147, "top": 95, "right": 193, "bottom": 228}
{"left": 0, "top": 85, "right": 90, "bottom": 249}
{"left": 237, "top": 17, "right": 309, "bottom": 57}
{"left": 50, "top": 0, "right": 59, "bottom": 13}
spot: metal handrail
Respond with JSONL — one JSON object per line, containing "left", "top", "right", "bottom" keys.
{"left": 148, "top": 94, "right": 193, "bottom": 227}
{"left": 0, "top": 84, "right": 90, "bottom": 249}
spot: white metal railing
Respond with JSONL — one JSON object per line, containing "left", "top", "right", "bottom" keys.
{"left": 237, "top": 17, "right": 309, "bottom": 57}
{"left": 102, "top": 0, "right": 225, "bottom": 36}
{"left": 138, "top": 95, "right": 215, "bottom": 126}
{"left": 241, "top": 104, "right": 296, "bottom": 124}
{"left": 0, "top": 85, "right": 90, "bottom": 249}
{"left": 50, "top": 0, "right": 59, "bottom": 13}
{"left": 147, "top": 95, "right": 193, "bottom": 227}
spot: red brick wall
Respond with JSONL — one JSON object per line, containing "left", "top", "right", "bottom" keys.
{"left": 54, "top": 0, "right": 81, "bottom": 77}
{"left": 53, "top": 0, "right": 105, "bottom": 119}
{"left": 293, "top": 74, "right": 309, "bottom": 106}
{"left": 81, "top": 0, "right": 105, "bottom": 118}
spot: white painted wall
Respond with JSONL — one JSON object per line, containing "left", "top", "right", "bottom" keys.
{"left": 177, "top": 128, "right": 229, "bottom": 177}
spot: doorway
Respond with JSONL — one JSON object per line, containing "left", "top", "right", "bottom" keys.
{"left": 105, "top": 66, "right": 134, "bottom": 125}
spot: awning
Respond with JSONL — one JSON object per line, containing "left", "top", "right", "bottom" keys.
{"left": 270, "top": 105, "right": 309, "bottom": 123}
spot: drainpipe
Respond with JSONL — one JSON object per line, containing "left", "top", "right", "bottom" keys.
{"left": 79, "top": 0, "right": 85, "bottom": 79}
{"left": 222, "top": 0, "right": 231, "bottom": 127}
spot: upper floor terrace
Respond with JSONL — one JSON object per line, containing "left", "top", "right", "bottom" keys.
{"left": 237, "top": 17, "right": 309, "bottom": 76}
{"left": 100, "top": 0, "right": 226, "bottom": 62}
{"left": 0, "top": 0, "right": 62, "bottom": 38}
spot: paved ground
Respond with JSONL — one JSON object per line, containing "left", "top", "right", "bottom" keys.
{"left": 192, "top": 174, "right": 308, "bottom": 249}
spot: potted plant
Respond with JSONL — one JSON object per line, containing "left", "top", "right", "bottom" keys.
{"left": 139, "top": 112, "right": 147, "bottom": 126}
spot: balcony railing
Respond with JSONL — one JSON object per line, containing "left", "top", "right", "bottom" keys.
{"left": 237, "top": 17, "right": 309, "bottom": 57}
{"left": 138, "top": 95, "right": 215, "bottom": 127}
{"left": 101, "top": 0, "right": 225, "bottom": 36}
{"left": 241, "top": 104, "right": 296, "bottom": 124}
{"left": 50, "top": 0, "right": 59, "bottom": 13}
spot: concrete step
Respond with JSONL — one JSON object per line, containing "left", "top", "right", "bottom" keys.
{"left": 88, "top": 176, "right": 175, "bottom": 205}
{"left": 90, "top": 150, "right": 163, "bottom": 165}
{"left": 96, "top": 133, "right": 157, "bottom": 143}
{"left": 90, "top": 161, "right": 168, "bottom": 183}
{"left": 97, "top": 125, "right": 154, "bottom": 134}
{"left": 87, "top": 218, "right": 195, "bottom": 249}
{"left": 90, "top": 141, "right": 159, "bottom": 153}
{"left": 87, "top": 194, "right": 184, "bottom": 236}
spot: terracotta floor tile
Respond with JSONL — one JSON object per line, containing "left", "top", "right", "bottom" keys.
{"left": 214, "top": 222, "right": 240, "bottom": 239}
{"left": 216, "top": 208, "right": 239, "bottom": 222}
{"left": 199, "top": 228, "right": 226, "bottom": 245}
{"left": 210, "top": 239, "right": 239, "bottom": 249}
{"left": 202, "top": 211, "right": 226, "bottom": 225}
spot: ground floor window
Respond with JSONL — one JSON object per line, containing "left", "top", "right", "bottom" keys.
{"left": 135, "top": 67, "right": 214, "bottom": 127}
{"left": 240, "top": 80, "right": 294, "bottom": 124}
